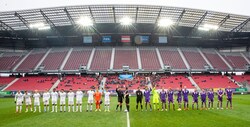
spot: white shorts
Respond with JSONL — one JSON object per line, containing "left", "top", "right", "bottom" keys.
{"left": 51, "top": 100, "right": 57, "bottom": 105}
{"left": 16, "top": 101, "right": 23, "bottom": 106}
{"left": 60, "top": 100, "right": 66, "bottom": 105}
{"left": 25, "top": 101, "right": 31, "bottom": 105}
{"left": 68, "top": 100, "right": 74, "bottom": 105}
{"left": 105, "top": 100, "right": 110, "bottom": 105}
{"left": 88, "top": 99, "right": 93, "bottom": 104}
{"left": 76, "top": 100, "right": 82, "bottom": 104}
{"left": 43, "top": 100, "right": 49, "bottom": 105}
{"left": 34, "top": 101, "right": 40, "bottom": 106}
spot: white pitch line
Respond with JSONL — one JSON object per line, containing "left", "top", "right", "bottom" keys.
{"left": 126, "top": 111, "right": 130, "bottom": 127}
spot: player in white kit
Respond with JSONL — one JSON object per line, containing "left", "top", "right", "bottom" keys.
{"left": 24, "top": 91, "right": 32, "bottom": 112}
{"left": 59, "top": 89, "right": 67, "bottom": 112}
{"left": 33, "top": 90, "right": 41, "bottom": 113}
{"left": 67, "top": 89, "right": 75, "bottom": 112}
{"left": 104, "top": 89, "right": 111, "bottom": 112}
{"left": 86, "top": 89, "right": 94, "bottom": 112}
{"left": 15, "top": 91, "right": 23, "bottom": 113}
{"left": 43, "top": 89, "right": 50, "bottom": 112}
{"left": 76, "top": 88, "right": 84, "bottom": 112}
{"left": 50, "top": 89, "right": 58, "bottom": 112}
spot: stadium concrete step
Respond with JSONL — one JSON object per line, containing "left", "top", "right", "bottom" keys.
{"left": 177, "top": 48, "right": 190, "bottom": 70}
{"left": 2, "top": 78, "right": 19, "bottom": 91}
{"left": 188, "top": 76, "right": 200, "bottom": 90}
{"left": 12, "top": 50, "right": 33, "bottom": 71}
{"left": 86, "top": 48, "right": 96, "bottom": 70}
{"left": 60, "top": 48, "right": 73, "bottom": 70}
{"left": 34, "top": 48, "right": 52, "bottom": 70}
{"left": 240, "top": 53, "right": 250, "bottom": 64}
{"left": 146, "top": 77, "right": 152, "bottom": 88}
{"left": 214, "top": 49, "right": 233, "bottom": 70}
{"left": 155, "top": 48, "right": 164, "bottom": 70}
{"left": 136, "top": 48, "right": 142, "bottom": 70}
{"left": 49, "top": 79, "right": 60, "bottom": 92}
{"left": 197, "top": 48, "right": 214, "bottom": 69}
{"left": 100, "top": 77, "right": 107, "bottom": 90}
{"left": 109, "top": 48, "right": 115, "bottom": 70}
{"left": 227, "top": 76, "right": 242, "bottom": 88}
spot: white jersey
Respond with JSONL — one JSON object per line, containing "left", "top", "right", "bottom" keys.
{"left": 76, "top": 91, "right": 83, "bottom": 100}
{"left": 104, "top": 91, "right": 111, "bottom": 101}
{"left": 59, "top": 92, "right": 67, "bottom": 101}
{"left": 51, "top": 92, "right": 58, "bottom": 101}
{"left": 43, "top": 92, "right": 50, "bottom": 102}
{"left": 67, "top": 92, "right": 75, "bottom": 102}
{"left": 15, "top": 93, "right": 23, "bottom": 102}
{"left": 33, "top": 93, "right": 40, "bottom": 102}
{"left": 87, "top": 90, "right": 94, "bottom": 100}
{"left": 24, "top": 93, "right": 32, "bottom": 102}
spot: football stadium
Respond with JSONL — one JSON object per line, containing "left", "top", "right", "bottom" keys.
{"left": 0, "top": 0, "right": 250, "bottom": 127}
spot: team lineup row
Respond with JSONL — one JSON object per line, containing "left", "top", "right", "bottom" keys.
{"left": 14, "top": 85, "right": 234, "bottom": 113}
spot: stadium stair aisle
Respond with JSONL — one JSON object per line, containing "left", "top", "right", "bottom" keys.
{"left": 1, "top": 78, "right": 19, "bottom": 91}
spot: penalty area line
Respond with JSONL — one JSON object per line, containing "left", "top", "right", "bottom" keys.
{"left": 126, "top": 111, "right": 130, "bottom": 127}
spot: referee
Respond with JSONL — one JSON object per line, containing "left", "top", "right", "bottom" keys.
{"left": 136, "top": 87, "right": 143, "bottom": 111}
{"left": 116, "top": 85, "right": 124, "bottom": 112}
{"left": 124, "top": 87, "right": 130, "bottom": 112}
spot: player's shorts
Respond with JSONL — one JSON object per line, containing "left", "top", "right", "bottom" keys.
{"left": 34, "top": 101, "right": 40, "bottom": 106}
{"left": 168, "top": 99, "right": 174, "bottom": 103}
{"left": 43, "top": 100, "right": 49, "bottom": 105}
{"left": 227, "top": 98, "right": 232, "bottom": 102}
{"left": 95, "top": 100, "right": 101, "bottom": 104}
{"left": 153, "top": 97, "right": 159, "bottom": 103}
{"left": 161, "top": 99, "right": 166, "bottom": 103}
{"left": 68, "top": 100, "right": 74, "bottom": 105}
{"left": 125, "top": 98, "right": 130, "bottom": 104}
{"left": 52, "top": 100, "right": 57, "bottom": 105}
{"left": 183, "top": 98, "right": 189, "bottom": 102}
{"left": 193, "top": 99, "right": 198, "bottom": 103}
{"left": 218, "top": 97, "right": 223, "bottom": 102}
{"left": 177, "top": 98, "right": 182, "bottom": 103}
{"left": 209, "top": 98, "right": 214, "bottom": 102}
{"left": 88, "top": 99, "right": 94, "bottom": 104}
{"left": 76, "top": 99, "right": 82, "bottom": 104}
{"left": 105, "top": 99, "right": 110, "bottom": 105}
{"left": 16, "top": 101, "right": 23, "bottom": 106}
{"left": 145, "top": 98, "right": 150, "bottom": 103}
{"left": 118, "top": 97, "right": 123, "bottom": 103}
{"left": 25, "top": 101, "right": 31, "bottom": 105}
{"left": 201, "top": 99, "right": 206, "bottom": 103}
{"left": 60, "top": 100, "right": 66, "bottom": 105}
{"left": 136, "top": 98, "right": 142, "bottom": 103}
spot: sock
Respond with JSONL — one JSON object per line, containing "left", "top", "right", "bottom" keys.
{"left": 16, "top": 106, "right": 18, "bottom": 112}
{"left": 19, "top": 106, "right": 22, "bottom": 112}
{"left": 87, "top": 105, "right": 89, "bottom": 110}
{"left": 34, "top": 106, "right": 37, "bottom": 112}
{"left": 47, "top": 106, "right": 49, "bottom": 112}
{"left": 173, "top": 104, "right": 175, "bottom": 110}
{"left": 60, "top": 106, "right": 62, "bottom": 111}
{"left": 52, "top": 106, "right": 54, "bottom": 111}
{"left": 116, "top": 104, "right": 119, "bottom": 110}
{"left": 30, "top": 107, "right": 33, "bottom": 111}
{"left": 136, "top": 105, "right": 138, "bottom": 110}
{"left": 154, "top": 104, "right": 156, "bottom": 109}
{"left": 55, "top": 106, "right": 57, "bottom": 112}
{"left": 38, "top": 106, "right": 41, "bottom": 112}
{"left": 69, "top": 106, "right": 71, "bottom": 112}
{"left": 80, "top": 105, "right": 82, "bottom": 112}
{"left": 141, "top": 105, "right": 143, "bottom": 110}
{"left": 44, "top": 107, "right": 46, "bottom": 112}
{"left": 90, "top": 105, "right": 92, "bottom": 110}
{"left": 108, "top": 105, "right": 110, "bottom": 110}
{"left": 76, "top": 106, "right": 78, "bottom": 111}
{"left": 145, "top": 103, "right": 148, "bottom": 110}
{"left": 127, "top": 105, "right": 130, "bottom": 112}
{"left": 72, "top": 106, "right": 74, "bottom": 112}
{"left": 150, "top": 104, "right": 152, "bottom": 110}
{"left": 120, "top": 105, "right": 122, "bottom": 111}
{"left": 64, "top": 106, "right": 66, "bottom": 111}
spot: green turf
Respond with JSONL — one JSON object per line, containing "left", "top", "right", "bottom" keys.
{"left": 0, "top": 95, "right": 250, "bottom": 127}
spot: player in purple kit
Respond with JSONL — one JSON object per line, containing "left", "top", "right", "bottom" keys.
{"left": 182, "top": 86, "right": 189, "bottom": 110}
{"left": 217, "top": 88, "right": 224, "bottom": 110}
{"left": 159, "top": 87, "right": 167, "bottom": 111}
{"left": 208, "top": 88, "right": 214, "bottom": 109}
{"left": 176, "top": 88, "right": 182, "bottom": 111}
{"left": 200, "top": 89, "right": 207, "bottom": 110}
{"left": 226, "top": 86, "right": 233, "bottom": 109}
{"left": 192, "top": 89, "right": 199, "bottom": 110}
{"left": 144, "top": 86, "right": 152, "bottom": 111}
{"left": 167, "top": 87, "right": 175, "bottom": 111}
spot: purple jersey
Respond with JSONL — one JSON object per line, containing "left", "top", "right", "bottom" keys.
{"left": 160, "top": 91, "right": 167, "bottom": 100}
{"left": 208, "top": 91, "right": 214, "bottom": 100}
{"left": 217, "top": 89, "right": 224, "bottom": 101}
{"left": 200, "top": 91, "right": 206, "bottom": 101}
{"left": 182, "top": 89, "right": 189, "bottom": 102}
{"left": 226, "top": 89, "right": 233, "bottom": 99}
{"left": 144, "top": 90, "right": 151, "bottom": 102}
{"left": 167, "top": 90, "right": 174, "bottom": 100}
{"left": 177, "top": 90, "right": 182, "bottom": 102}
{"left": 192, "top": 92, "right": 199, "bottom": 102}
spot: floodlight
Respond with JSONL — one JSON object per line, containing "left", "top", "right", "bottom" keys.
{"left": 77, "top": 17, "right": 93, "bottom": 27}
{"left": 120, "top": 17, "right": 132, "bottom": 26}
{"left": 198, "top": 27, "right": 209, "bottom": 31}
{"left": 158, "top": 18, "right": 174, "bottom": 27}
{"left": 30, "top": 23, "right": 45, "bottom": 28}
{"left": 204, "top": 24, "right": 218, "bottom": 30}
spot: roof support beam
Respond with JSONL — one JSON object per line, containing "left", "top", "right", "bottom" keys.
{"left": 230, "top": 18, "right": 250, "bottom": 32}
{"left": 155, "top": 7, "right": 162, "bottom": 24}
{"left": 193, "top": 11, "right": 208, "bottom": 28}
{"left": 176, "top": 9, "right": 186, "bottom": 25}
{"left": 218, "top": 14, "right": 230, "bottom": 29}
{"left": 135, "top": 7, "right": 139, "bottom": 23}
{"left": 88, "top": 7, "right": 96, "bottom": 24}
{"left": 112, "top": 7, "right": 116, "bottom": 23}
{"left": 14, "top": 12, "right": 30, "bottom": 29}
{"left": 64, "top": 8, "right": 75, "bottom": 26}
{"left": 40, "top": 9, "right": 61, "bottom": 36}
{"left": 0, "top": 20, "right": 19, "bottom": 37}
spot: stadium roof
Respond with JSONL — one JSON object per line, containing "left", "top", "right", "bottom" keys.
{"left": 0, "top": 4, "right": 249, "bottom": 33}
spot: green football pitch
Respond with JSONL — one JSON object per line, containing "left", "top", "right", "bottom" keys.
{"left": 0, "top": 95, "right": 250, "bottom": 127}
